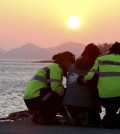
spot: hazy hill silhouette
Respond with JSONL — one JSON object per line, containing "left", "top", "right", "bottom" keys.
{"left": 48, "top": 41, "right": 84, "bottom": 56}
{"left": 0, "top": 47, "right": 6, "bottom": 57}
{"left": 0, "top": 42, "right": 85, "bottom": 60}
{"left": 0, "top": 43, "right": 52, "bottom": 60}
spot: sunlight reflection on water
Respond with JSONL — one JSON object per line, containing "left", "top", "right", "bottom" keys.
{"left": 0, "top": 60, "right": 47, "bottom": 117}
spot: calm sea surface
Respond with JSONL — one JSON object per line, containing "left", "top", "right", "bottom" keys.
{"left": 0, "top": 60, "right": 104, "bottom": 118}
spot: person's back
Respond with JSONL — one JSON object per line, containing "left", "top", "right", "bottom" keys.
{"left": 24, "top": 63, "right": 63, "bottom": 100}
{"left": 63, "top": 56, "right": 96, "bottom": 107}
{"left": 82, "top": 42, "right": 120, "bottom": 128}
{"left": 95, "top": 54, "right": 120, "bottom": 98}
{"left": 63, "top": 43, "right": 101, "bottom": 126}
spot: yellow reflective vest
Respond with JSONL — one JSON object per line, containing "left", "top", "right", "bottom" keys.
{"left": 24, "top": 63, "right": 64, "bottom": 100}
{"left": 84, "top": 54, "right": 120, "bottom": 98}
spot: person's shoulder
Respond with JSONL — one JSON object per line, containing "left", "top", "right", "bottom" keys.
{"left": 48, "top": 63, "right": 62, "bottom": 71}
{"left": 97, "top": 54, "right": 109, "bottom": 59}
{"left": 48, "top": 63, "right": 58, "bottom": 67}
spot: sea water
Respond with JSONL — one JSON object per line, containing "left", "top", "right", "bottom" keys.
{"left": 0, "top": 60, "right": 104, "bottom": 118}
{"left": 0, "top": 60, "right": 50, "bottom": 117}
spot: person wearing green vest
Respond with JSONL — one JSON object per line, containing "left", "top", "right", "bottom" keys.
{"left": 68, "top": 42, "right": 120, "bottom": 128}
{"left": 23, "top": 51, "right": 75, "bottom": 125}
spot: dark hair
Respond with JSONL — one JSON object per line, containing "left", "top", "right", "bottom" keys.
{"left": 52, "top": 51, "right": 75, "bottom": 64}
{"left": 81, "top": 43, "right": 101, "bottom": 59}
{"left": 52, "top": 52, "right": 61, "bottom": 61}
{"left": 108, "top": 42, "right": 120, "bottom": 54}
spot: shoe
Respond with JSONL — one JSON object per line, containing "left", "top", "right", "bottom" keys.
{"left": 31, "top": 111, "right": 41, "bottom": 124}
{"left": 32, "top": 113, "right": 61, "bottom": 125}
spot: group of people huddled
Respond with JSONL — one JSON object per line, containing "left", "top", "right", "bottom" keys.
{"left": 23, "top": 41, "right": 120, "bottom": 128}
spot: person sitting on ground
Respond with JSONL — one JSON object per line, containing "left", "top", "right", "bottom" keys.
{"left": 63, "top": 43, "right": 102, "bottom": 127}
{"left": 23, "top": 51, "right": 75, "bottom": 125}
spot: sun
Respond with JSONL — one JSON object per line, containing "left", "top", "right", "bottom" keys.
{"left": 68, "top": 16, "right": 81, "bottom": 29}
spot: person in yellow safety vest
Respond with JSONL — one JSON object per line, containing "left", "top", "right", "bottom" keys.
{"left": 23, "top": 51, "right": 75, "bottom": 125}
{"left": 68, "top": 42, "right": 120, "bottom": 127}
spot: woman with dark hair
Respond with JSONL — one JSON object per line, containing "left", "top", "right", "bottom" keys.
{"left": 23, "top": 51, "right": 75, "bottom": 125}
{"left": 62, "top": 43, "right": 101, "bottom": 126}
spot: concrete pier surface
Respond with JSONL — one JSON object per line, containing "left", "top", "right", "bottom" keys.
{"left": 0, "top": 121, "right": 120, "bottom": 134}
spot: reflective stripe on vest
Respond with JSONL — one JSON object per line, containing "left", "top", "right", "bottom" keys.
{"left": 99, "top": 72, "right": 120, "bottom": 77}
{"left": 89, "top": 69, "right": 120, "bottom": 77}
{"left": 32, "top": 66, "right": 62, "bottom": 83}
{"left": 89, "top": 69, "right": 99, "bottom": 74}
{"left": 99, "top": 60, "right": 120, "bottom": 66}
{"left": 41, "top": 92, "right": 52, "bottom": 101}
{"left": 98, "top": 60, "right": 120, "bottom": 77}
{"left": 42, "top": 67, "right": 49, "bottom": 71}
{"left": 32, "top": 75, "right": 62, "bottom": 83}
{"left": 41, "top": 86, "right": 64, "bottom": 101}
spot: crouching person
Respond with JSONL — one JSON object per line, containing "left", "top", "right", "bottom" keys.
{"left": 62, "top": 43, "right": 101, "bottom": 127}
{"left": 23, "top": 51, "right": 75, "bottom": 125}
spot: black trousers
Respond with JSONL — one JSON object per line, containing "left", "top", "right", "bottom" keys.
{"left": 67, "top": 106, "right": 101, "bottom": 125}
{"left": 24, "top": 93, "right": 64, "bottom": 118}
{"left": 100, "top": 97, "right": 120, "bottom": 114}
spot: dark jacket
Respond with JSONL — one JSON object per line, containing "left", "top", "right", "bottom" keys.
{"left": 62, "top": 56, "right": 100, "bottom": 109}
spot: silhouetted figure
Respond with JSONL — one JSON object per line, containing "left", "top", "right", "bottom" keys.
{"left": 63, "top": 43, "right": 101, "bottom": 126}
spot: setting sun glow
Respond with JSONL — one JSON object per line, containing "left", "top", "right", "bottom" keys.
{"left": 68, "top": 16, "right": 81, "bottom": 29}
{"left": 0, "top": 0, "right": 120, "bottom": 50}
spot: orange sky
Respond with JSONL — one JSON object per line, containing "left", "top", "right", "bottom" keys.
{"left": 0, "top": 0, "right": 120, "bottom": 50}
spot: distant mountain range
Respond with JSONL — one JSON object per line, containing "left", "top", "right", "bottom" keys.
{"left": 0, "top": 47, "right": 6, "bottom": 57}
{"left": 0, "top": 42, "right": 85, "bottom": 60}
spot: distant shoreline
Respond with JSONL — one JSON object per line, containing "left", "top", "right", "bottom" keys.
{"left": 32, "top": 60, "right": 53, "bottom": 63}
{"left": 0, "top": 59, "right": 53, "bottom": 63}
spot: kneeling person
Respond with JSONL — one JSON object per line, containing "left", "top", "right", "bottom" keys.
{"left": 23, "top": 51, "right": 75, "bottom": 125}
